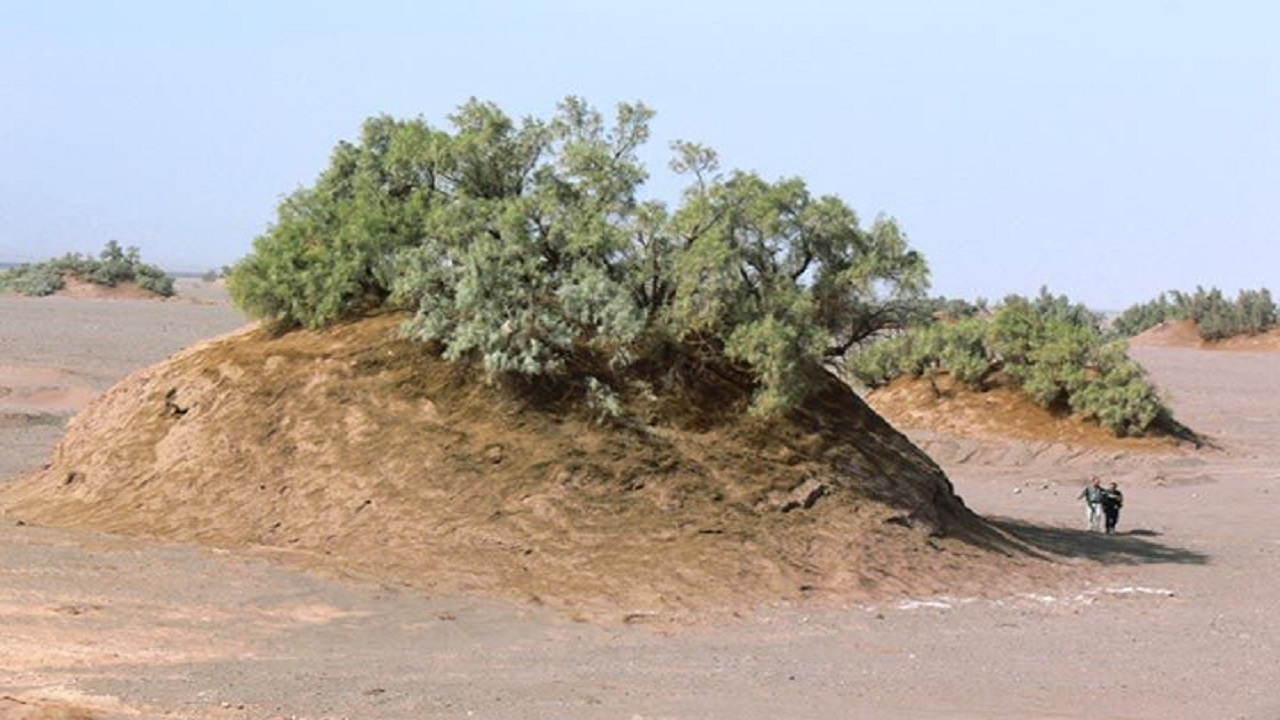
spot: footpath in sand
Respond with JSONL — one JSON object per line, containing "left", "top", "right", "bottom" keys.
{"left": 1, "top": 288, "right": 1278, "bottom": 719}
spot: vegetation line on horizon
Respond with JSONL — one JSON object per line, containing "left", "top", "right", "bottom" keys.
{"left": 1112, "top": 287, "right": 1277, "bottom": 341}
{"left": 0, "top": 240, "right": 175, "bottom": 297}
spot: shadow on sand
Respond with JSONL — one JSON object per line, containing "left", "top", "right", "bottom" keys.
{"left": 989, "top": 517, "right": 1210, "bottom": 566}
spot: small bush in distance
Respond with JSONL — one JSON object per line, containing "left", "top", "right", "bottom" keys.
{"left": 1115, "top": 286, "right": 1277, "bottom": 341}
{"left": 0, "top": 241, "right": 174, "bottom": 298}
{"left": 846, "top": 287, "right": 1179, "bottom": 437}
{"left": 0, "top": 263, "right": 65, "bottom": 296}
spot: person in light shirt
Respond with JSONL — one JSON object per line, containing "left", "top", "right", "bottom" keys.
{"left": 1077, "top": 477, "right": 1105, "bottom": 532}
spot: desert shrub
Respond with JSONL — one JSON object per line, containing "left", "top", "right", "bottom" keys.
{"left": 232, "top": 97, "right": 930, "bottom": 414}
{"left": 0, "top": 263, "right": 65, "bottom": 296}
{"left": 1111, "top": 293, "right": 1174, "bottom": 337}
{"left": 230, "top": 190, "right": 385, "bottom": 327}
{"left": 846, "top": 315, "right": 991, "bottom": 389}
{"left": 1176, "top": 287, "right": 1235, "bottom": 340}
{"left": 230, "top": 116, "right": 441, "bottom": 328}
{"left": 982, "top": 290, "right": 1099, "bottom": 408}
{"left": 1116, "top": 286, "right": 1277, "bottom": 340}
{"left": 1068, "top": 341, "right": 1171, "bottom": 436}
{"left": 928, "top": 296, "right": 987, "bottom": 322}
{"left": 1180, "top": 286, "right": 1275, "bottom": 340}
{"left": 1235, "top": 288, "right": 1276, "bottom": 334}
{"left": 1195, "top": 300, "right": 1237, "bottom": 341}
{"left": 885, "top": 295, "right": 988, "bottom": 330}
{"left": 986, "top": 295, "right": 1040, "bottom": 369}
{"left": 844, "top": 334, "right": 909, "bottom": 388}
{"left": 48, "top": 251, "right": 96, "bottom": 278}
{"left": 0, "top": 241, "right": 173, "bottom": 297}
{"left": 936, "top": 318, "right": 992, "bottom": 386}
{"left": 135, "top": 264, "right": 175, "bottom": 296}
{"left": 1028, "top": 286, "right": 1101, "bottom": 328}
{"left": 86, "top": 240, "right": 134, "bottom": 286}
{"left": 584, "top": 376, "right": 624, "bottom": 421}
{"left": 1013, "top": 320, "right": 1093, "bottom": 409}
{"left": 846, "top": 288, "right": 1177, "bottom": 437}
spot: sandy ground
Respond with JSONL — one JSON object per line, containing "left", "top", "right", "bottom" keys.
{"left": 2, "top": 287, "right": 1278, "bottom": 719}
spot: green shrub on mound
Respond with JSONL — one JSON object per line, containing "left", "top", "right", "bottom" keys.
{"left": 0, "top": 262, "right": 65, "bottom": 296}
{"left": 229, "top": 97, "right": 928, "bottom": 415}
{"left": 847, "top": 288, "right": 1179, "bottom": 438}
{"left": 1113, "top": 286, "right": 1277, "bottom": 340}
{"left": 0, "top": 240, "right": 175, "bottom": 297}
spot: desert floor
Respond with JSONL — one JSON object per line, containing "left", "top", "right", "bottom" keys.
{"left": 1, "top": 284, "right": 1278, "bottom": 720}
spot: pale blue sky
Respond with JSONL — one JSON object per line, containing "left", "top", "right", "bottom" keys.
{"left": 1, "top": 1, "right": 1276, "bottom": 309}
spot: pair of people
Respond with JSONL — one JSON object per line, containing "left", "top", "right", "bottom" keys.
{"left": 1078, "top": 477, "right": 1124, "bottom": 534}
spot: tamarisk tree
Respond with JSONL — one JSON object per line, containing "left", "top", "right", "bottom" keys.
{"left": 230, "top": 97, "right": 928, "bottom": 413}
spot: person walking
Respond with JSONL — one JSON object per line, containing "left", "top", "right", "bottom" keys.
{"left": 1100, "top": 482, "right": 1124, "bottom": 534}
{"left": 1078, "top": 477, "right": 1105, "bottom": 532}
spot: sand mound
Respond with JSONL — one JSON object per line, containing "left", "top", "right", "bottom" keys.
{"left": 1130, "top": 319, "right": 1280, "bottom": 352}
{"left": 1, "top": 314, "right": 1056, "bottom": 621}
{"left": 52, "top": 278, "right": 167, "bottom": 301}
{"left": 2, "top": 278, "right": 168, "bottom": 302}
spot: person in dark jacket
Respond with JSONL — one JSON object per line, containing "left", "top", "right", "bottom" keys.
{"left": 1100, "top": 482, "right": 1124, "bottom": 534}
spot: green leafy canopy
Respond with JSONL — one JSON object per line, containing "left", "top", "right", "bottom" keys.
{"left": 229, "top": 97, "right": 929, "bottom": 413}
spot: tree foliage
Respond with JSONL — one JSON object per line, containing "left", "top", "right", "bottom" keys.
{"left": 1112, "top": 286, "right": 1277, "bottom": 340}
{"left": 846, "top": 288, "right": 1175, "bottom": 437}
{"left": 0, "top": 240, "right": 174, "bottom": 297}
{"left": 230, "top": 97, "right": 929, "bottom": 414}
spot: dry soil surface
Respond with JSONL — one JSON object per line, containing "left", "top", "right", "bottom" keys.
{"left": 2, "top": 288, "right": 1278, "bottom": 719}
